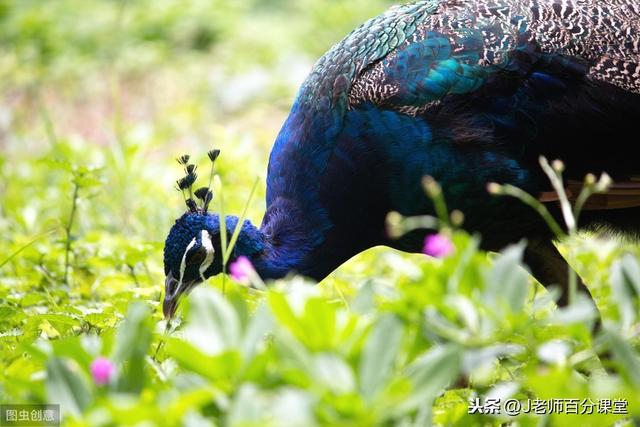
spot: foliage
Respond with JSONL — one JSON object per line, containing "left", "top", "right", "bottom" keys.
{"left": 1, "top": 1, "right": 640, "bottom": 426}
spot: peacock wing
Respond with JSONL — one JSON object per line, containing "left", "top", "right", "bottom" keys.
{"left": 348, "top": 0, "right": 640, "bottom": 116}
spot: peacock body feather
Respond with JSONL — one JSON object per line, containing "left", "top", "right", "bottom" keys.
{"left": 264, "top": 0, "right": 640, "bottom": 277}
{"left": 163, "top": 0, "right": 640, "bottom": 316}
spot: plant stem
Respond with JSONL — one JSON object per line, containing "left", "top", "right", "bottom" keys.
{"left": 212, "top": 175, "right": 229, "bottom": 294}
{"left": 402, "top": 215, "right": 440, "bottom": 234}
{"left": 568, "top": 250, "right": 577, "bottom": 306}
{"left": 224, "top": 177, "right": 260, "bottom": 265}
{"left": 128, "top": 264, "right": 140, "bottom": 286}
{"left": 539, "top": 157, "right": 575, "bottom": 233}
{"left": 333, "top": 281, "right": 350, "bottom": 311}
{"left": 222, "top": 263, "right": 228, "bottom": 296}
{"left": 63, "top": 178, "right": 80, "bottom": 286}
{"left": 497, "top": 184, "right": 566, "bottom": 239}
{"left": 152, "top": 320, "right": 172, "bottom": 362}
{"left": 423, "top": 177, "right": 450, "bottom": 227}
{"left": 0, "top": 229, "right": 56, "bottom": 270}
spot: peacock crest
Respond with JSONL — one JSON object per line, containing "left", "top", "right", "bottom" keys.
{"left": 175, "top": 149, "right": 220, "bottom": 214}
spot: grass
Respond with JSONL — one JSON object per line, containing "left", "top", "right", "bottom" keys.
{"left": 1, "top": 1, "right": 640, "bottom": 426}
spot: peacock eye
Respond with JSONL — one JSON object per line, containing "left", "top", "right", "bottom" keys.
{"left": 186, "top": 247, "right": 207, "bottom": 266}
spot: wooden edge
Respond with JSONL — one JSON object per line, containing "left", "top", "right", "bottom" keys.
{"left": 537, "top": 180, "right": 640, "bottom": 210}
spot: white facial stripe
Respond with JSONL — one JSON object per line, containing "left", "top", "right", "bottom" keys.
{"left": 199, "top": 230, "right": 215, "bottom": 281}
{"left": 178, "top": 237, "right": 197, "bottom": 292}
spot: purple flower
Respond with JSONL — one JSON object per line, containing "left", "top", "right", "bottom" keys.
{"left": 90, "top": 357, "right": 115, "bottom": 385}
{"left": 423, "top": 233, "right": 454, "bottom": 258}
{"left": 229, "top": 256, "right": 254, "bottom": 282}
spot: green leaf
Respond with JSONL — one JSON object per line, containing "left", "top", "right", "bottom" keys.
{"left": 37, "top": 313, "right": 81, "bottom": 335}
{"left": 268, "top": 291, "right": 309, "bottom": 343}
{"left": 112, "top": 303, "right": 151, "bottom": 363}
{"left": 166, "top": 338, "right": 241, "bottom": 382}
{"left": 603, "top": 327, "right": 640, "bottom": 388}
{"left": 111, "top": 302, "right": 152, "bottom": 392}
{"left": 0, "top": 306, "right": 18, "bottom": 321}
{"left": 46, "top": 357, "right": 92, "bottom": 417}
{"left": 272, "top": 332, "right": 314, "bottom": 386}
{"left": 182, "top": 286, "right": 240, "bottom": 355}
{"left": 620, "top": 254, "right": 640, "bottom": 295}
{"left": 550, "top": 294, "right": 597, "bottom": 325}
{"left": 351, "top": 280, "right": 376, "bottom": 314}
{"left": 225, "top": 384, "right": 263, "bottom": 425}
{"left": 391, "top": 344, "right": 461, "bottom": 417}
{"left": 52, "top": 336, "right": 93, "bottom": 368}
{"left": 610, "top": 254, "right": 640, "bottom": 329}
{"left": 445, "top": 295, "right": 478, "bottom": 333}
{"left": 486, "top": 241, "right": 530, "bottom": 312}
{"left": 301, "top": 297, "right": 337, "bottom": 350}
{"left": 462, "top": 344, "right": 523, "bottom": 373}
{"left": 240, "top": 303, "right": 274, "bottom": 363}
{"left": 537, "top": 340, "right": 572, "bottom": 365}
{"left": 312, "top": 353, "right": 356, "bottom": 394}
{"left": 359, "top": 314, "right": 404, "bottom": 401}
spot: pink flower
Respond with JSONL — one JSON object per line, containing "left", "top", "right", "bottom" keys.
{"left": 229, "top": 256, "right": 254, "bottom": 282}
{"left": 90, "top": 357, "right": 115, "bottom": 385}
{"left": 423, "top": 233, "right": 454, "bottom": 258}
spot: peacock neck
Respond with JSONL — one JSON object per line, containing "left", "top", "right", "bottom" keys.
{"left": 251, "top": 196, "right": 387, "bottom": 282}
{"left": 249, "top": 196, "right": 326, "bottom": 280}
{"left": 211, "top": 217, "right": 276, "bottom": 280}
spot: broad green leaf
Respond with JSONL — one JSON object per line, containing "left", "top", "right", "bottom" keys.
{"left": 301, "top": 297, "right": 336, "bottom": 350}
{"left": 0, "top": 306, "right": 18, "bottom": 321}
{"left": 359, "top": 314, "right": 404, "bottom": 401}
{"left": 46, "top": 357, "right": 92, "bottom": 417}
{"left": 268, "top": 291, "right": 309, "bottom": 343}
{"left": 610, "top": 255, "right": 640, "bottom": 330}
{"left": 225, "top": 383, "right": 262, "bottom": 425}
{"left": 550, "top": 294, "right": 597, "bottom": 325}
{"left": 273, "top": 329, "right": 314, "bottom": 376}
{"left": 486, "top": 241, "right": 529, "bottom": 312}
{"left": 226, "top": 384, "right": 316, "bottom": 427}
{"left": 445, "top": 295, "right": 479, "bottom": 333}
{"left": 269, "top": 388, "right": 317, "bottom": 427}
{"left": 111, "top": 302, "right": 152, "bottom": 392}
{"left": 166, "top": 338, "right": 241, "bottom": 383}
{"left": 182, "top": 287, "right": 240, "bottom": 355}
{"left": 462, "top": 344, "right": 524, "bottom": 374}
{"left": 351, "top": 280, "right": 376, "bottom": 314}
{"left": 603, "top": 328, "right": 640, "bottom": 388}
{"left": 485, "top": 381, "right": 519, "bottom": 402}
{"left": 537, "top": 340, "right": 572, "bottom": 365}
{"left": 620, "top": 253, "right": 640, "bottom": 295}
{"left": 393, "top": 344, "right": 461, "bottom": 416}
{"left": 312, "top": 353, "right": 355, "bottom": 394}
{"left": 112, "top": 303, "right": 151, "bottom": 363}
{"left": 183, "top": 411, "right": 216, "bottom": 427}
{"left": 240, "top": 303, "right": 273, "bottom": 363}
{"left": 52, "top": 336, "right": 93, "bottom": 367}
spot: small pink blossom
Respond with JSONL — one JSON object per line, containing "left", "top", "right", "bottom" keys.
{"left": 423, "top": 233, "right": 454, "bottom": 258}
{"left": 90, "top": 357, "right": 115, "bottom": 385}
{"left": 229, "top": 256, "right": 254, "bottom": 282}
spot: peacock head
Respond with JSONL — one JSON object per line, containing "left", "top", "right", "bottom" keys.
{"left": 163, "top": 210, "right": 237, "bottom": 318}
{"left": 162, "top": 150, "right": 225, "bottom": 319}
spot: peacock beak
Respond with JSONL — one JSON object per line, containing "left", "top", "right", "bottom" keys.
{"left": 163, "top": 271, "right": 180, "bottom": 319}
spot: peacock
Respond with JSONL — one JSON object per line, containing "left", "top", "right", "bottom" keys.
{"left": 162, "top": 0, "right": 640, "bottom": 318}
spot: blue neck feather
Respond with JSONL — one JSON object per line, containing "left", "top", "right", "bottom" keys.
{"left": 213, "top": 201, "right": 324, "bottom": 280}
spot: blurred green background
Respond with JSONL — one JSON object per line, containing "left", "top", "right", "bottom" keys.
{"left": 0, "top": 0, "right": 400, "bottom": 294}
